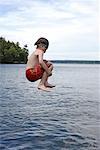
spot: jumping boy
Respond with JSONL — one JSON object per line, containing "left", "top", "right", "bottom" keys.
{"left": 26, "top": 37, "right": 55, "bottom": 91}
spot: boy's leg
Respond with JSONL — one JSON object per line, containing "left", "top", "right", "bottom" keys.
{"left": 38, "top": 63, "right": 55, "bottom": 91}
{"left": 38, "top": 71, "right": 51, "bottom": 91}
{"left": 44, "top": 64, "right": 55, "bottom": 88}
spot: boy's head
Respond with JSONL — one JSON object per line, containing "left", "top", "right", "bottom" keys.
{"left": 34, "top": 37, "right": 49, "bottom": 52}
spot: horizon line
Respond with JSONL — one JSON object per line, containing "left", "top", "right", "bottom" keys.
{"left": 50, "top": 60, "right": 100, "bottom": 64}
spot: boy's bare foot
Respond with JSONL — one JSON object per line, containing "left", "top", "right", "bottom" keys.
{"left": 38, "top": 84, "right": 51, "bottom": 92}
{"left": 45, "top": 82, "right": 55, "bottom": 88}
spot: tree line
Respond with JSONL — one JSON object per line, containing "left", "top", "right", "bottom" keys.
{"left": 0, "top": 37, "right": 29, "bottom": 63}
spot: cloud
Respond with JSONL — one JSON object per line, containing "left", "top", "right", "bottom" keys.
{"left": 0, "top": 0, "right": 99, "bottom": 60}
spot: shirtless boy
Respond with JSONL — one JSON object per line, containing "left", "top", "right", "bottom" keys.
{"left": 26, "top": 37, "right": 55, "bottom": 91}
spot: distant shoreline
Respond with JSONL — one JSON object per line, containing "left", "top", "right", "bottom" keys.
{"left": 0, "top": 60, "right": 100, "bottom": 64}
{"left": 50, "top": 60, "right": 100, "bottom": 64}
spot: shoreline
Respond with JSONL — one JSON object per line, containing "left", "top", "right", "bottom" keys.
{"left": 0, "top": 60, "right": 100, "bottom": 64}
{"left": 50, "top": 60, "right": 100, "bottom": 64}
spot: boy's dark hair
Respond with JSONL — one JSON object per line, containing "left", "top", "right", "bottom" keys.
{"left": 34, "top": 37, "right": 49, "bottom": 49}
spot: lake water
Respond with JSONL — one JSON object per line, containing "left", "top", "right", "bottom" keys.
{"left": 0, "top": 64, "right": 100, "bottom": 150}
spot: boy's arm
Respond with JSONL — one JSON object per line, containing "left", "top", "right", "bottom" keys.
{"left": 38, "top": 51, "right": 51, "bottom": 75}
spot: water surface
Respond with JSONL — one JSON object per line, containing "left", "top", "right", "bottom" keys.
{"left": 0, "top": 64, "right": 100, "bottom": 150}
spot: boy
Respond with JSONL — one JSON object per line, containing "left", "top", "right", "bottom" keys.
{"left": 26, "top": 37, "right": 55, "bottom": 91}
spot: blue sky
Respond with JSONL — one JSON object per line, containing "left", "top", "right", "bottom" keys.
{"left": 0, "top": 0, "right": 99, "bottom": 60}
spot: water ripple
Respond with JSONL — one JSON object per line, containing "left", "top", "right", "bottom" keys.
{"left": 0, "top": 64, "right": 99, "bottom": 150}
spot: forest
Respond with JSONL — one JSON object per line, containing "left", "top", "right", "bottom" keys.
{"left": 0, "top": 37, "right": 29, "bottom": 63}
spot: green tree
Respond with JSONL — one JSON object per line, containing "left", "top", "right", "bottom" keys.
{"left": 0, "top": 37, "right": 29, "bottom": 63}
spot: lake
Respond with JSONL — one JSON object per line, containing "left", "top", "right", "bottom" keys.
{"left": 0, "top": 64, "right": 100, "bottom": 150}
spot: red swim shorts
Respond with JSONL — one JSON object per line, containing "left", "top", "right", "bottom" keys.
{"left": 26, "top": 62, "right": 51, "bottom": 82}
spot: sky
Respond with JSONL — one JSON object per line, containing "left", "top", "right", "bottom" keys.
{"left": 0, "top": 0, "right": 99, "bottom": 60}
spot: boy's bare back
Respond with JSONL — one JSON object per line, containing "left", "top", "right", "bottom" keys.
{"left": 26, "top": 49, "right": 42, "bottom": 70}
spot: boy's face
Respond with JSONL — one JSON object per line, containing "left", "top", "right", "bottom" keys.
{"left": 38, "top": 43, "right": 47, "bottom": 52}
{"left": 40, "top": 46, "right": 47, "bottom": 53}
{"left": 43, "top": 48, "right": 47, "bottom": 53}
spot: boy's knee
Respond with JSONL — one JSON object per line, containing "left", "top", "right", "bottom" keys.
{"left": 46, "top": 61, "right": 53, "bottom": 67}
{"left": 51, "top": 64, "right": 53, "bottom": 69}
{"left": 50, "top": 64, "right": 53, "bottom": 70}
